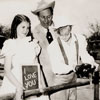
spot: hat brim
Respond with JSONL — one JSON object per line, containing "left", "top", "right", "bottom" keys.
{"left": 54, "top": 25, "right": 73, "bottom": 32}
{"left": 31, "top": 1, "right": 55, "bottom": 15}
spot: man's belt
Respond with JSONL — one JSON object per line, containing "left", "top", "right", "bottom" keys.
{"left": 55, "top": 70, "right": 74, "bottom": 75}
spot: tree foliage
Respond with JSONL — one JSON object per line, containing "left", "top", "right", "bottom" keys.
{"left": 0, "top": 24, "right": 11, "bottom": 38}
{"left": 0, "top": 24, "right": 11, "bottom": 49}
{"left": 87, "top": 21, "right": 100, "bottom": 60}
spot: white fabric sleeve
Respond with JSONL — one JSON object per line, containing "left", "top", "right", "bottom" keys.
{"left": 0, "top": 39, "right": 16, "bottom": 57}
{"left": 47, "top": 40, "right": 74, "bottom": 74}
{"left": 78, "top": 35, "right": 99, "bottom": 68}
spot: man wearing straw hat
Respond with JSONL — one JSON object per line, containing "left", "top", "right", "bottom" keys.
{"left": 47, "top": 19, "right": 99, "bottom": 100}
{"left": 31, "top": 0, "right": 57, "bottom": 90}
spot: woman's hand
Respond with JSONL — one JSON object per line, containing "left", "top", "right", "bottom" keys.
{"left": 15, "top": 86, "right": 25, "bottom": 100}
{"left": 92, "top": 62, "right": 99, "bottom": 72}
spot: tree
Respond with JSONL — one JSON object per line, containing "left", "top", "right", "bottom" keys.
{"left": 0, "top": 24, "right": 11, "bottom": 49}
{"left": 0, "top": 24, "right": 10, "bottom": 38}
{"left": 87, "top": 21, "right": 100, "bottom": 60}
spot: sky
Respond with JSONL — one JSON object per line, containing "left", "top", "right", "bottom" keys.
{"left": 0, "top": 0, "right": 100, "bottom": 37}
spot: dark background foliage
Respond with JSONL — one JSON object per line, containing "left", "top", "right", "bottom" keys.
{"left": 87, "top": 22, "right": 100, "bottom": 60}
{"left": 0, "top": 24, "right": 10, "bottom": 49}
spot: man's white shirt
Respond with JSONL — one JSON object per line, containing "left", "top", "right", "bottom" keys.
{"left": 47, "top": 33, "right": 97, "bottom": 74}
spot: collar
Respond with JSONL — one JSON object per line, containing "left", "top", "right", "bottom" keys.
{"left": 39, "top": 22, "right": 55, "bottom": 33}
{"left": 72, "top": 34, "right": 77, "bottom": 43}
{"left": 16, "top": 36, "right": 31, "bottom": 43}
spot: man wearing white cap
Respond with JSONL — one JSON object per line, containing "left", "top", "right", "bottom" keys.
{"left": 47, "top": 20, "right": 99, "bottom": 100}
{"left": 31, "top": 0, "right": 57, "bottom": 89}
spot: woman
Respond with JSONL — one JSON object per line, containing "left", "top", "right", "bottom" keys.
{"left": 0, "top": 14, "right": 47, "bottom": 100}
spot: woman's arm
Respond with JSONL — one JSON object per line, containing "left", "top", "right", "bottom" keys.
{"left": 4, "top": 55, "right": 24, "bottom": 90}
{"left": 4, "top": 55, "right": 24, "bottom": 100}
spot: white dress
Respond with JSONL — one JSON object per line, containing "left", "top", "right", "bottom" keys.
{"left": 0, "top": 37, "right": 49, "bottom": 100}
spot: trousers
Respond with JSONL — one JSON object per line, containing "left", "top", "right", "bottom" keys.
{"left": 51, "top": 72, "right": 77, "bottom": 100}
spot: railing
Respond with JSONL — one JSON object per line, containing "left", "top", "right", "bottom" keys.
{"left": 0, "top": 71, "right": 99, "bottom": 100}
{"left": 0, "top": 62, "right": 99, "bottom": 100}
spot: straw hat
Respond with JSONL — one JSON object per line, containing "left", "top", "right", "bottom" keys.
{"left": 54, "top": 17, "right": 73, "bottom": 31}
{"left": 31, "top": 0, "right": 55, "bottom": 15}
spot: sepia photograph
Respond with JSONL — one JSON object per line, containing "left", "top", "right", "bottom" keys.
{"left": 0, "top": 0, "right": 100, "bottom": 100}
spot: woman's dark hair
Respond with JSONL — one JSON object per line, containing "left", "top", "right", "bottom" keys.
{"left": 10, "top": 14, "right": 33, "bottom": 41}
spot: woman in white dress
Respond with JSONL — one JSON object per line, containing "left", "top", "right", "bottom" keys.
{"left": 0, "top": 14, "right": 49, "bottom": 100}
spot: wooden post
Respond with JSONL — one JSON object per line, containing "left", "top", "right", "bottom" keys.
{"left": 93, "top": 71, "right": 99, "bottom": 100}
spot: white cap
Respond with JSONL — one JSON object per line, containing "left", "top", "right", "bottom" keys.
{"left": 54, "top": 16, "right": 74, "bottom": 30}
